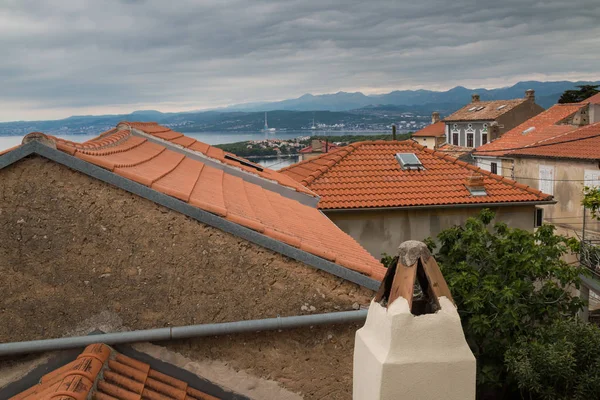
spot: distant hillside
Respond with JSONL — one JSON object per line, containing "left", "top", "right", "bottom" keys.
{"left": 1, "top": 80, "right": 597, "bottom": 136}
{"left": 223, "top": 80, "right": 600, "bottom": 112}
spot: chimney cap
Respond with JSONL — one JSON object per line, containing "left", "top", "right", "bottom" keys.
{"left": 471, "top": 93, "right": 481, "bottom": 103}
{"left": 525, "top": 89, "right": 535, "bottom": 99}
{"left": 431, "top": 112, "right": 441, "bottom": 124}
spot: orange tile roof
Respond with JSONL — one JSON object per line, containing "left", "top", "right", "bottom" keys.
{"left": 473, "top": 103, "right": 585, "bottom": 157}
{"left": 280, "top": 140, "right": 552, "bottom": 210}
{"left": 117, "top": 122, "right": 315, "bottom": 197}
{"left": 299, "top": 140, "right": 340, "bottom": 153}
{"left": 509, "top": 122, "right": 600, "bottom": 160}
{"left": 585, "top": 92, "right": 600, "bottom": 104}
{"left": 437, "top": 143, "right": 474, "bottom": 159}
{"left": 10, "top": 124, "right": 384, "bottom": 280}
{"left": 444, "top": 98, "right": 527, "bottom": 122}
{"left": 411, "top": 121, "right": 445, "bottom": 137}
{"left": 10, "top": 343, "right": 220, "bottom": 400}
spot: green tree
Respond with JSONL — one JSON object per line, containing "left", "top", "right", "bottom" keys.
{"left": 428, "top": 209, "right": 585, "bottom": 397}
{"left": 558, "top": 85, "right": 600, "bottom": 104}
{"left": 505, "top": 318, "right": 600, "bottom": 400}
{"left": 582, "top": 186, "right": 600, "bottom": 220}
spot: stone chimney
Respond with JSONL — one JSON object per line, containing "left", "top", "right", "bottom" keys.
{"left": 432, "top": 112, "right": 441, "bottom": 124}
{"left": 311, "top": 139, "right": 322, "bottom": 152}
{"left": 525, "top": 89, "right": 535, "bottom": 102}
{"left": 471, "top": 93, "right": 480, "bottom": 103}
{"left": 353, "top": 241, "right": 476, "bottom": 400}
{"left": 465, "top": 173, "right": 485, "bottom": 188}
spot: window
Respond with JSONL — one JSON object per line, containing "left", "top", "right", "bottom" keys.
{"left": 490, "top": 162, "right": 498, "bottom": 175}
{"left": 453, "top": 132, "right": 459, "bottom": 145}
{"left": 467, "top": 133, "right": 474, "bottom": 147}
{"left": 534, "top": 208, "right": 544, "bottom": 228}
{"left": 482, "top": 133, "right": 488, "bottom": 145}
{"left": 395, "top": 153, "right": 424, "bottom": 170}
{"left": 539, "top": 165, "right": 555, "bottom": 195}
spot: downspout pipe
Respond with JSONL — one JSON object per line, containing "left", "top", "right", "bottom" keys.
{"left": 0, "top": 310, "right": 368, "bottom": 357}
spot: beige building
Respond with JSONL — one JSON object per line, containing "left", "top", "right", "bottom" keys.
{"left": 0, "top": 123, "right": 387, "bottom": 400}
{"left": 411, "top": 112, "right": 446, "bottom": 149}
{"left": 444, "top": 90, "right": 544, "bottom": 149}
{"left": 280, "top": 140, "right": 554, "bottom": 259}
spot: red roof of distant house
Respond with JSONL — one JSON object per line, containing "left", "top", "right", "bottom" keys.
{"left": 9, "top": 343, "right": 220, "bottom": 400}
{"left": 444, "top": 98, "right": 528, "bottom": 122}
{"left": 509, "top": 122, "right": 600, "bottom": 160}
{"left": 3, "top": 122, "right": 385, "bottom": 280}
{"left": 411, "top": 121, "right": 445, "bottom": 137}
{"left": 473, "top": 103, "right": 585, "bottom": 157}
{"left": 586, "top": 92, "right": 600, "bottom": 104}
{"left": 299, "top": 140, "right": 340, "bottom": 153}
{"left": 437, "top": 143, "right": 474, "bottom": 159}
{"left": 280, "top": 140, "right": 552, "bottom": 210}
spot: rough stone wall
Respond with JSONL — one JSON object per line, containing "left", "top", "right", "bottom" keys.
{"left": 0, "top": 156, "right": 374, "bottom": 399}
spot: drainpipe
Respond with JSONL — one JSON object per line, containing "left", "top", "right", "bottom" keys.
{"left": 0, "top": 310, "right": 367, "bottom": 357}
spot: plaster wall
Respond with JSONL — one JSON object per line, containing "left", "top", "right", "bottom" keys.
{"left": 0, "top": 156, "right": 374, "bottom": 400}
{"left": 326, "top": 205, "right": 536, "bottom": 259}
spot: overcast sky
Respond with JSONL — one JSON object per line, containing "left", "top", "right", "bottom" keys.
{"left": 1, "top": 0, "right": 599, "bottom": 122}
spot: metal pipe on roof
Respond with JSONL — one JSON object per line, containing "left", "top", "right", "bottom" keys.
{"left": 0, "top": 310, "right": 368, "bottom": 357}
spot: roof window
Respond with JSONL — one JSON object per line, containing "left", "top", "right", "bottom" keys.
{"left": 396, "top": 153, "right": 424, "bottom": 170}
{"left": 468, "top": 106, "right": 477, "bottom": 111}
{"left": 497, "top": 105, "right": 507, "bottom": 110}
{"left": 475, "top": 106, "right": 485, "bottom": 111}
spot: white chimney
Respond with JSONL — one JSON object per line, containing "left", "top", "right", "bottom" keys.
{"left": 353, "top": 241, "right": 476, "bottom": 400}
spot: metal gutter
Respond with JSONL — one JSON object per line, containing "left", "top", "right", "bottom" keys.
{"left": 0, "top": 142, "right": 381, "bottom": 291}
{"left": 0, "top": 310, "right": 368, "bottom": 357}
{"left": 322, "top": 200, "right": 557, "bottom": 213}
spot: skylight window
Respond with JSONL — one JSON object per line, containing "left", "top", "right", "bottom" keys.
{"left": 475, "top": 106, "right": 485, "bottom": 111}
{"left": 522, "top": 127, "right": 535, "bottom": 135}
{"left": 395, "top": 153, "right": 424, "bottom": 170}
{"left": 497, "top": 105, "right": 507, "bottom": 110}
{"left": 468, "top": 187, "right": 487, "bottom": 196}
{"left": 468, "top": 106, "right": 477, "bottom": 111}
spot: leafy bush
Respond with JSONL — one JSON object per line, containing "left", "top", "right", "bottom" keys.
{"left": 429, "top": 209, "right": 586, "bottom": 396}
{"left": 506, "top": 318, "right": 600, "bottom": 400}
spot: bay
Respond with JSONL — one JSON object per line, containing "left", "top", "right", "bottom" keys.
{"left": 0, "top": 130, "right": 387, "bottom": 170}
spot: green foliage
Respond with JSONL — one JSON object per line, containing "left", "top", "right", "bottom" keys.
{"left": 380, "top": 253, "right": 396, "bottom": 268}
{"left": 505, "top": 318, "right": 600, "bottom": 399}
{"left": 431, "top": 209, "right": 585, "bottom": 395}
{"left": 583, "top": 186, "right": 600, "bottom": 220}
{"left": 558, "top": 85, "right": 600, "bottom": 104}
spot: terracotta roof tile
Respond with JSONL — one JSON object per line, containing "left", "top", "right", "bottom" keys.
{"left": 509, "top": 122, "right": 600, "bottom": 160}
{"left": 585, "top": 92, "right": 600, "bottom": 104}
{"left": 280, "top": 140, "right": 552, "bottom": 210}
{"left": 474, "top": 103, "right": 585, "bottom": 157}
{"left": 119, "top": 122, "right": 316, "bottom": 197}
{"left": 299, "top": 140, "right": 340, "bottom": 153}
{"left": 10, "top": 343, "right": 220, "bottom": 400}
{"left": 444, "top": 98, "right": 527, "bottom": 121}
{"left": 411, "top": 121, "right": 445, "bottom": 137}
{"left": 21, "top": 125, "right": 382, "bottom": 280}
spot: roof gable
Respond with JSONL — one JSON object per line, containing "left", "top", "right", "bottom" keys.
{"left": 474, "top": 103, "right": 585, "bottom": 157}
{"left": 1, "top": 132, "right": 385, "bottom": 285}
{"left": 509, "top": 122, "right": 600, "bottom": 160}
{"left": 280, "top": 140, "right": 552, "bottom": 210}
{"left": 444, "top": 99, "right": 528, "bottom": 122}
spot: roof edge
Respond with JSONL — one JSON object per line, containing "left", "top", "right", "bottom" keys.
{"left": 321, "top": 199, "right": 557, "bottom": 213}
{"left": 0, "top": 142, "right": 380, "bottom": 291}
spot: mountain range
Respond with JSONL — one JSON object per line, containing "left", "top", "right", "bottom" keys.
{"left": 221, "top": 80, "right": 599, "bottom": 112}
{"left": 0, "top": 80, "right": 597, "bottom": 135}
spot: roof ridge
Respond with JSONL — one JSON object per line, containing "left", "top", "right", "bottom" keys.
{"left": 301, "top": 143, "right": 363, "bottom": 185}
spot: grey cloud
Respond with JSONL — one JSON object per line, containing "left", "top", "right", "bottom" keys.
{"left": 1, "top": 0, "right": 599, "bottom": 119}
